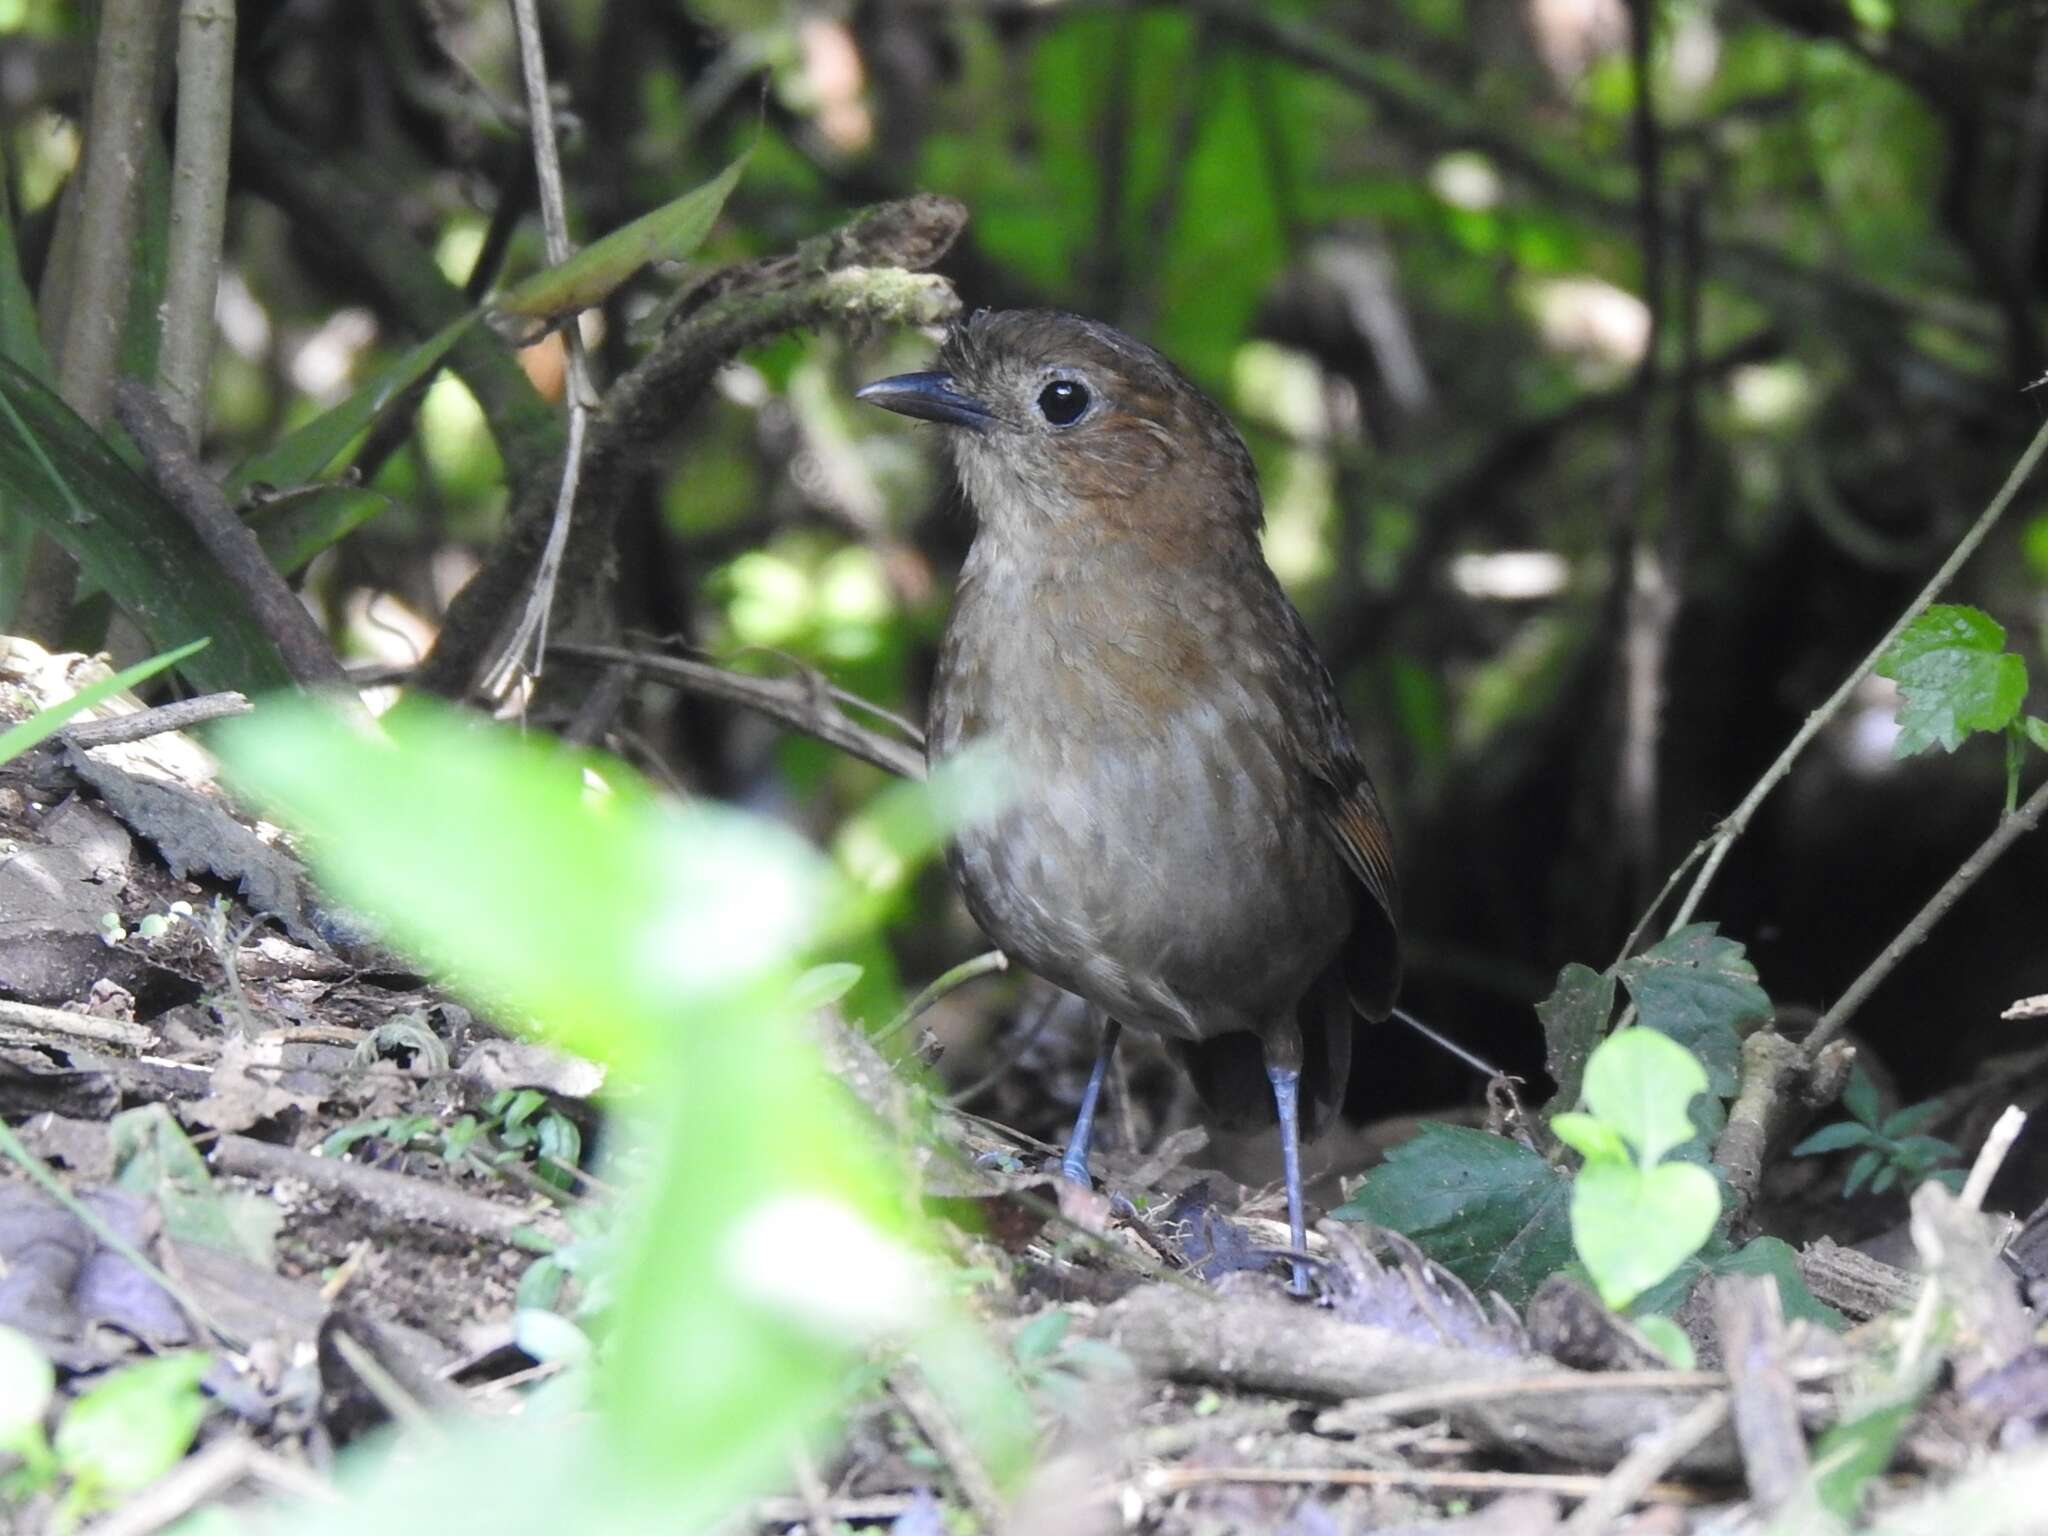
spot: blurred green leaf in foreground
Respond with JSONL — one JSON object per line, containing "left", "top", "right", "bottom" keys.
{"left": 214, "top": 698, "right": 1033, "bottom": 1533}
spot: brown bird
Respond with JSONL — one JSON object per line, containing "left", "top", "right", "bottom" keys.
{"left": 858, "top": 310, "right": 1401, "bottom": 1290}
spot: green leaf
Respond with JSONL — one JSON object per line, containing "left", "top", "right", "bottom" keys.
{"left": 110, "top": 1103, "right": 273, "bottom": 1264}
{"left": 213, "top": 697, "right": 1037, "bottom": 1514}
{"left": 1878, "top": 603, "right": 2028, "bottom": 755}
{"left": 1713, "top": 1236, "right": 1847, "bottom": 1331}
{"left": 1332, "top": 1123, "right": 1574, "bottom": 1308}
{"left": 224, "top": 314, "right": 478, "bottom": 499}
{"left": 2024, "top": 715, "right": 2048, "bottom": 753}
{"left": 495, "top": 155, "right": 747, "bottom": 323}
{"left": 54, "top": 1352, "right": 211, "bottom": 1499}
{"left": 1844, "top": 1147, "right": 1883, "bottom": 1197}
{"left": 0, "top": 168, "right": 50, "bottom": 630}
{"left": 0, "top": 637, "right": 207, "bottom": 769}
{"left": 1012, "top": 1308, "right": 1071, "bottom": 1367}
{"left": 1613, "top": 924, "right": 1770, "bottom": 1098}
{"left": 1536, "top": 961, "right": 1613, "bottom": 1114}
{"left": 1880, "top": 1099, "right": 1946, "bottom": 1138}
{"left": 0, "top": 1325, "right": 53, "bottom": 1452}
{"left": 0, "top": 357, "right": 292, "bottom": 694}
{"left": 247, "top": 486, "right": 391, "bottom": 576}
{"left": 1791, "top": 1121, "right": 1878, "bottom": 1157}
{"left": 1812, "top": 1393, "right": 1918, "bottom": 1520}
{"left": 1577, "top": 1027, "right": 1709, "bottom": 1167}
{"left": 1634, "top": 1314, "right": 1695, "bottom": 1370}
{"left": 216, "top": 697, "right": 837, "bottom": 1079}
{"left": 1571, "top": 1159, "right": 1721, "bottom": 1311}
{"left": 1550, "top": 1112, "right": 1629, "bottom": 1166}
{"left": 1842, "top": 1064, "right": 1881, "bottom": 1127}
{"left": 789, "top": 962, "right": 864, "bottom": 1012}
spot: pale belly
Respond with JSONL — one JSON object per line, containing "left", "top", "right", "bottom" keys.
{"left": 942, "top": 716, "right": 1354, "bottom": 1043}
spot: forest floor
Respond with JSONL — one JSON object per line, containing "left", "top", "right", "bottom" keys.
{"left": 3, "top": 654, "right": 2047, "bottom": 1536}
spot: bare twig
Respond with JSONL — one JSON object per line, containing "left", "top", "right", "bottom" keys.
{"left": 0, "top": 997, "right": 156, "bottom": 1049}
{"left": 61, "top": 690, "right": 251, "bottom": 747}
{"left": 159, "top": 0, "right": 237, "bottom": 444}
{"left": 1558, "top": 1392, "right": 1730, "bottom": 1535}
{"left": 1898, "top": 1104, "right": 2028, "bottom": 1375}
{"left": 113, "top": 381, "right": 358, "bottom": 700}
{"left": 890, "top": 1364, "right": 1003, "bottom": 1528}
{"left": 1648, "top": 412, "right": 2048, "bottom": 943}
{"left": 1320, "top": 1368, "right": 1730, "bottom": 1431}
{"left": 488, "top": 0, "right": 598, "bottom": 700}
{"left": 547, "top": 641, "right": 927, "bottom": 779}
{"left": 1804, "top": 780, "right": 2048, "bottom": 1058}
{"left": 1714, "top": 1030, "right": 1855, "bottom": 1233}
{"left": 877, "top": 951, "right": 1010, "bottom": 1044}
{"left": 18, "top": 0, "right": 164, "bottom": 639}
{"left": 1714, "top": 1275, "right": 1810, "bottom": 1514}
{"left": 210, "top": 1132, "right": 571, "bottom": 1248}
{"left": 1129, "top": 1463, "right": 1708, "bottom": 1505}
{"left": 417, "top": 197, "right": 966, "bottom": 697}
{"left": 1609, "top": 0, "right": 1671, "bottom": 912}
{"left": 73, "top": 1436, "right": 339, "bottom": 1536}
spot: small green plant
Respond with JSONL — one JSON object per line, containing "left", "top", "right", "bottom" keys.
{"left": 1551, "top": 1029, "right": 1722, "bottom": 1312}
{"left": 1791, "top": 1066, "right": 1963, "bottom": 1198}
{"left": 1878, "top": 603, "right": 2048, "bottom": 812}
{"left": 212, "top": 696, "right": 1034, "bottom": 1533}
{"left": 325, "top": 1090, "right": 585, "bottom": 1192}
{"left": 0, "top": 1328, "right": 211, "bottom": 1531}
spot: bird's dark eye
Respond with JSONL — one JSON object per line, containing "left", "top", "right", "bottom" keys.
{"left": 1037, "top": 378, "right": 1090, "bottom": 427}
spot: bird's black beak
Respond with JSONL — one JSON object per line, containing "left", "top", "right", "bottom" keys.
{"left": 854, "top": 370, "right": 992, "bottom": 431}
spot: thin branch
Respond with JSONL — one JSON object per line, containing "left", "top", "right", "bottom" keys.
{"left": 547, "top": 641, "right": 926, "bottom": 779}
{"left": 1558, "top": 1393, "right": 1730, "bottom": 1535}
{"left": 1805, "top": 775, "right": 2048, "bottom": 1059}
{"left": 61, "top": 690, "right": 251, "bottom": 747}
{"left": 0, "top": 996, "right": 156, "bottom": 1049}
{"left": 1652, "top": 411, "right": 2048, "bottom": 940}
{"left": 1128, "top": 1464, "right": 1709, "bottom": 1506}
{"left": 1610, "top": 0, "right": 1671, "bottom": 911}
{"left": 159, "top": 0, "right": 237, "bottom": 445}
{"left": 113, "top": 380, "right": 358, "bottom": 700}
{"left": 489, "top": 0, "right": 598, "bottom": 698}
{"left": 416, "top": 195, "right": 967, "bottom": 697}
{"left": 877, "top": 951, "right": 1010, "bottom": 1044}
{"left": 18, "top": 0, "right": 165, "bottom": 640}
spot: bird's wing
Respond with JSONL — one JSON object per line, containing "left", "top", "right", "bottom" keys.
{"left": 1318, "top": 773, "right": 1400, "bottom": 929}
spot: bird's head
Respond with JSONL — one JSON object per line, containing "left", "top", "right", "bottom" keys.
{"left": 856, "top": 309, "right": 1261, "bottom": 545}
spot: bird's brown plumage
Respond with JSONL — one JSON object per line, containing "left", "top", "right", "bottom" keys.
{"left": 860, "top": 310, "right": 1402, "bottom": 1259}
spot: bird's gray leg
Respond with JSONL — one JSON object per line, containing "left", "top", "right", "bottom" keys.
{"left": 1061, "top": 1013, "right": 1122, "bottom": 1186}
{"left": 1265, "top": 1017, "right": 1309, "bottom": 1295}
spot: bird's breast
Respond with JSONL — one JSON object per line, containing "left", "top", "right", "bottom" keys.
{"left": 926, "top": 556, "right": 1352, "bottom": 1039}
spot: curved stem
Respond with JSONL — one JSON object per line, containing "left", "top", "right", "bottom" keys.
{"left": 1656, "top": 412, "right": 2048, "bottom": 939}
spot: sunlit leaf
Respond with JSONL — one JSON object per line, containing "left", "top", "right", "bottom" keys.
{"left": 54, "top": 1352, "right": 211, "bottom": 1499}
{"left": 1571, "top": 1159, "right": 1720, "bottom": 1310}
{"left": 1578, "top": 1027, "right": 1709, "bottom": 1168}
{"left": 495, "top": 155, "right": 747, "bottom": 323}
{"left": 1878, "top": 604, "right": 2028, "bottom": 756}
